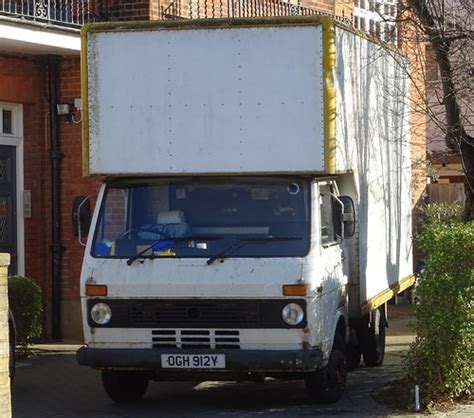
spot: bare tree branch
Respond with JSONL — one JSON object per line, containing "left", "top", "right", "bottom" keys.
{"left": 403, "top": 0, "right": 474, "bottom": 219}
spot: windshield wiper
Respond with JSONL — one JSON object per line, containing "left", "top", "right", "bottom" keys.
{"left": 206, "top": 236, "right": 301, "bottom": 266}
{"left": 126, "top": 236, "right": 222, "bottom": 266}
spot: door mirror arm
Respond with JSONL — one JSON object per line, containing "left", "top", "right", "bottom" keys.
{"left": 72, "top": 195, "right": 93, "bottom": 246}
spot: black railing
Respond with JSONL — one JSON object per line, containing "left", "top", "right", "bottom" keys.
{"left": 0, "top": 0, "right": 105, "bottom": 28}
{"left": 159, "top": 0, "right": 352, "bottom": 25}
{"left": 0, "top": 0, "right": 352, "bottom": 29}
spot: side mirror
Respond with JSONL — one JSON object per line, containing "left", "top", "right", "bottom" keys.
{"left": 333, "top": 195, "right": 356, "bottom": 239}
{"left": 72, "top": 196, "right": 92, "bottom": 245}
{"left": 340, "top": 196, "right": 356, "bottom": 238}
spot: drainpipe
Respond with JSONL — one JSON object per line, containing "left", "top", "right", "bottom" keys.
{"left": 48, "top": 56, "right": 64, "bottom": 341}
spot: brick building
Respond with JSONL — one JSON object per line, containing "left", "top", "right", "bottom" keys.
{"left": 0, "top": 0, "right": 425, "bottom": 341}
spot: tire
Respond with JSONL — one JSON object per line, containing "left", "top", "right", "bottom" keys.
{"left": 360, "top": 307, "right": 386, "bottom": 367}
{"left": 305, "top": 346, "right": 347, "bottom": 403}
{"left": 101, "top": 370, "right": 149, "bottom": 403}
{"left": 345, "top": 343, "right": 361, "bottom": 371}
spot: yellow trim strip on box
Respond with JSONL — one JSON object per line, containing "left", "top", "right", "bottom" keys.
{"left": 332, "top": 20, "right": 406, "bottom": 57}
{"left": 321, "top": 17, "right": 337, "bottom": 174}
{"left": 361, "top": 274, "right": 416, "bottom": 315}
{"left": 81, "top": 24, "right": 90, "bottom": 176}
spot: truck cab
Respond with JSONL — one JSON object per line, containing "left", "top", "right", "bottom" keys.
{"left": 77, "top": 175, "right": 355, "bottom": 403}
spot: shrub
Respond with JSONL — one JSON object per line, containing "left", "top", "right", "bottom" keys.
{"left": 8, "top": 276, "right": 43, "bottom": 355}
{"left": 402, "top": 219, "right": 474, "bottom": 408}
{"left": 422, "top": 203, "right": 463, "bottom": 226}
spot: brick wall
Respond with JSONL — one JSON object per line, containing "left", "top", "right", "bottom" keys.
{"left": 108, "top": 0, "right": 152, "bottom": 20}
{"left": 397, "top": 9, "right": 427, "bottom": 209}
{"left": 0, "top": 55, "right": 102, "bottom": 340}
{"left": 302, "top": 0, "right": 335, "bottom": 13}
{"left": 0, "top": 55, "right": 52, "bottom": 335}
{"left": 332, "top": 0, "right": 354, "bottom": 19}
{"left": 397, "top": 8, "right": 427, "bottom": 268}
{"left": 58, "top": 57, "right": 102, "bottom": 339}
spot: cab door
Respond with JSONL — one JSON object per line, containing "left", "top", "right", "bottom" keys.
{"left": 313, "top": 181, "right": 349, "bottom": 359}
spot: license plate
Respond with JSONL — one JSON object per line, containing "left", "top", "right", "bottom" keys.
{"left": 161, "top": 354, "right": 226, "bottom": 369}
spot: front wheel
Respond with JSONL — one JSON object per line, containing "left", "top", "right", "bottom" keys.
{"left": 101, "top": 370, "right": 149, "bottom": 403}
{"left": 305, "top": 348, "right": 347, "bottom": 403}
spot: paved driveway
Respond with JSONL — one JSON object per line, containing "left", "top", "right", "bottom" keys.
{"left": 12, "top": 305, "right": 415, "bottom": 418}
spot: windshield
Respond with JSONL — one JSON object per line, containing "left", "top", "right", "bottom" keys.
{"left": 91, "top": 177, "right": 310, "bottom": 259}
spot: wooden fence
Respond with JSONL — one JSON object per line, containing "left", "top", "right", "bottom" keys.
{"left": 427, "top": 183, "right": 466, "bottom": 206}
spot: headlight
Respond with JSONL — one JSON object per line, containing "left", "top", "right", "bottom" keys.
{"left": 281, "top": 303, "right": 304, "bottom": 325}
{"left": 91, "top": 303, "right": 112, "bottom": 325}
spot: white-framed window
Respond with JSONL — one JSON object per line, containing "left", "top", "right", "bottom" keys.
{"left": 354, "top": 0, "right": 398, "bottom": 44}
{"left": 0, "top": 105, "right": 19, "bottom": 137}
{"left": 369, "top": 20, "right": 376, "bottom": 35}
{"left": 320, "top": 183, "right": 336, "bottom": 246}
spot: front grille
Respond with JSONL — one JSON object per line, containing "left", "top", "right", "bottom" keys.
{"left": 131, "top": 300, "right": 260, "bottom": 327}
{"left": 152, "top": 329, "right": 240, "bottom": 349}
{"left": 87, "top": 298, "right": 306, "bottom": 329}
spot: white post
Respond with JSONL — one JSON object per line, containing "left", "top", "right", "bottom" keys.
{"left": 415, "top": 385, "right": 420, "bottom": 411}
{"left": 0, "top": 254, "right": 11, "bottom": 418}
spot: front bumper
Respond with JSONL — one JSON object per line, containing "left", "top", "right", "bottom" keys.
{"left": 76, "top": 347, "right": 323, "bottom": 372}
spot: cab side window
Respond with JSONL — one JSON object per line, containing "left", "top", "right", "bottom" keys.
{"left": 320, "top": 184, "right": 336, "bottom": 245}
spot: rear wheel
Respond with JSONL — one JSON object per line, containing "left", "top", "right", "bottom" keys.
{"left": 360, "top": 307, "right": 386, "bottom": 367}
{"left": 345, "top": 342, "right": 361, "bottom": 371}
{"left": 305, "top": 337, "right": 347, "bottom": 403}
{"left": 101, "top": 370, "right": 149, "bottom": 403}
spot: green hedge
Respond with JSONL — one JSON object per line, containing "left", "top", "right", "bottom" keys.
{"left": 422, "top": 203, "right": 463, "bottom": 226}
{"left": 403, "top": 217, "right": 474, "bottom": 407}
{"left": 8, "top": 276, "right": 42, "bottom": 354}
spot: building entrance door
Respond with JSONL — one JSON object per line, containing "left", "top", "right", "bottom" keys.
{"left": 0, "top": 145, "right": 17, "bottom": 275}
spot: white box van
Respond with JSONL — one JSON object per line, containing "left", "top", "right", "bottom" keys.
{"left": 76, "top": 17, "right": 414, "bottom": 404}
